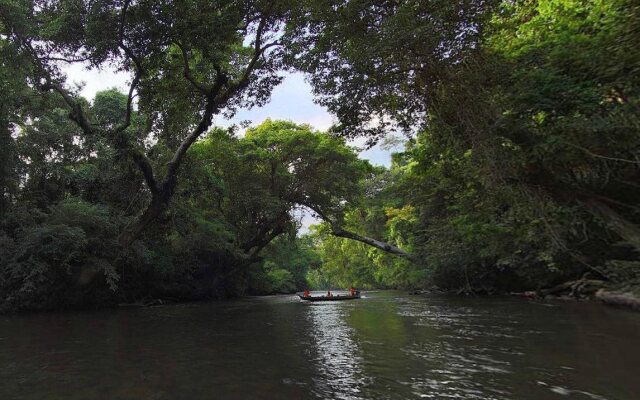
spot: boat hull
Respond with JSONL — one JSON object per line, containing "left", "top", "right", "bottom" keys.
{"left": 298, "top": 294, "right": 361, "bottom": 302}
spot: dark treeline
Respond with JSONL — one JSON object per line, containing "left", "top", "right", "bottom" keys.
{"left": 1, "top": 0, "right": 639, "bottom": 312}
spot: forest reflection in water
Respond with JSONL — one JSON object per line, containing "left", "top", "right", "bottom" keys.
{"left": 0, "top": 291, "right": 639, "bottom": 399}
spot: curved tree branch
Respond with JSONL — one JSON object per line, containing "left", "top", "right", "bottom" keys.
{"left": 19, "top": 34, "right": 161, "bottom": 225}
{"left": 331, "top": 226, "right": 417, "bottom": 260}
{"left": 13, "top": 6, "right": 286, "bottom": 247}
{"left": 176, "top": 41, "right": 211, "bottom": 95}
{"left": 115, "top": 0, "right": 143, "bottom": 133}
{"left": 305, "top": 203, "right": 417, "bottom": 261}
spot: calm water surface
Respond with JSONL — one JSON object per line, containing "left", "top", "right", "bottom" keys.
{"left": 1, "top": 291, "right": 639, "bottom": 399}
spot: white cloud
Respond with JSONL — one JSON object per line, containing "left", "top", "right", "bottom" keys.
{"left": 60, "top": 65, "right": 399, "bottom": 231}
{"left": 61, "top": 65, "right": 394, "bottom": 164}
{"left": 218, "top": 72, "right": 335, "bottom": 131}
{"left": 63, "top": 64, "right": 131, "bottom": 101}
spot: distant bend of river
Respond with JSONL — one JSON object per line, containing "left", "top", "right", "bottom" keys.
{"left": 1, "top": 291, "right": 639, "bottom": 400}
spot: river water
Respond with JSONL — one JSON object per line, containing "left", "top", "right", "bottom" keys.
{"left": 1, "top": 291, "right": 639, "bottom": 400}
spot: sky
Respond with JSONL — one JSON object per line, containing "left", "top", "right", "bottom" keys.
{"left": 64, "top": 65, "right": 399, "bottom": 167}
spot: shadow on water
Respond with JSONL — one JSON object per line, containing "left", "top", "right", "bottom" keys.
{"left": 1, "top": 291, "right": 639, "bottom": 399}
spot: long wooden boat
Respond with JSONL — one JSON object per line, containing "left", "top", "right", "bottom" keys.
{"left": 298, "top": 293, "right": 361, "bottom": 302}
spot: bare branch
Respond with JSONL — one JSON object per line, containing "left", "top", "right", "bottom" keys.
{"left": 164, "top": 95, "right": 218, "bottom": 183}
{"left": 304, "top": 203, "right": 335, "bottom": 225}
{"left": 115, "top": 72, "right": 141, "bottom": 133}
{"left": 304, "top": 203, "right": 416, "bottom": 260}
{"left": 237, "top": 17, "right": 271, "bottom": 86}
{"left": 117, "top": 0, "right": 143, "bottom": 73}
{"left": 131, "top": 151, "right": 159, "bottom": 194}
{"left": 244, "top": 211, "right": 290, "bottom": 258}
{"left": 27, "top": 51, "right": 97, "bottom": 137}
{"left": 113, "top": 0, "right": 143, "bottom": 133}
{"left": 331, "top": 227, "right": 416, "bottom": 260}
{"left": 566, "top": 142, "right": 640, "bottom": 164}
{"left": 176, "top": 42, "right": 210, "bottom": 95}
{"left": 217, "top": 15, "right": 281, "bottom": 99}
{"left": 21, "top": 31, "right": 158, "bottom": 197}
{"left": 42, "top": 55, "right": 92, "bottom": 63}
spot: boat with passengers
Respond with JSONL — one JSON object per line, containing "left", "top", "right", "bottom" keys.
{"left": 298, "top": 288, "right": 361, "bottom": 302}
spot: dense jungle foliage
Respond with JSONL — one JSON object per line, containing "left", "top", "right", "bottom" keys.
{"left": 1, "top": 0, "right": 639, "bottom": 311}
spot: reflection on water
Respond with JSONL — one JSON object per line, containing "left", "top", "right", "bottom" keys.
{"left": 396, "top": 300, "right": 517, "bottom": 399}
{"left": 306, "top": 303, "right": 367, "bottom": 399}
{"left": 0, "top": 291, "right": 639, "bottom": 399}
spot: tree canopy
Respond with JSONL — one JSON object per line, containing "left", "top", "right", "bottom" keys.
{"left": 303, "top": 0, "right": 640, "bottom": 295}
{"left": 1, "top": 0, "right": 639, "bottom": 311}
{"left": 1, "top": 0, "right": 295, "bottom": 244}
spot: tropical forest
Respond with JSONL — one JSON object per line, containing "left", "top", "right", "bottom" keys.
{"left": 1, "top": 1, "right": 639, "bottom": 399}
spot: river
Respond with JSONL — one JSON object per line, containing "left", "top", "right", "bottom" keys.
{"left": 1, "top": 291, "right": 639, "bottom": 399}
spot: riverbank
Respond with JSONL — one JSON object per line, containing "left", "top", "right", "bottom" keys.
{"left": 512, "top": 277, "right": 640, "bottom": 311}
{"left": 4, "top": 282, "right": 640, "bottom": 315}
{"left": 410, "top": 281, "right": 640, "bottom": 312}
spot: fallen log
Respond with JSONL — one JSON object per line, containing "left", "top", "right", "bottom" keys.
{"left": 595, "top": 289, "right": 640, "bottom": 311}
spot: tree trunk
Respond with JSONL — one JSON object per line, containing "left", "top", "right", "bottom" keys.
{"left": 119, "top": 199, "right": 164, "bottom": 247}
{"left": 118, "top": 181, "right": 174, "bottom": 247}
{"left": 331, "top": 227, "right": 417, "bottom": 261}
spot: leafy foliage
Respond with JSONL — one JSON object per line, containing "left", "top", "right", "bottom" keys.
{"left": 1, "top": 0, "right": 639, "bottom": 311}
{"left": 302, "top": 0, "right": 640, "bottom": 294}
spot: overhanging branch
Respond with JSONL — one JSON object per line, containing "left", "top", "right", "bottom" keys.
{"left": 331, "top": 226, "right": 417, "bottom": 260}
{"left": 305, "top": 203, "right": 417, "bottom": 261}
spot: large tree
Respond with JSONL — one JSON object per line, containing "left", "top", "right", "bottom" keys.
{"left": 289, "top": 0, "right": 640, "bottom": 290}
{"left": 183, "top": 120, "right": 415, "bottom": 260}
{"left": 1, "top": 0, "right": 294, "bottom": 244}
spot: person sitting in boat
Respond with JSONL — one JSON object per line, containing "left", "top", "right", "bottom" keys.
{"left": 303, "top": 290, "right": 310, "bottom": 297}
{"left": 326, "top": 290, "right": 333, "bottom": 297}
{"left": 349, "top": 287, "right": 356, "bottom": 296}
